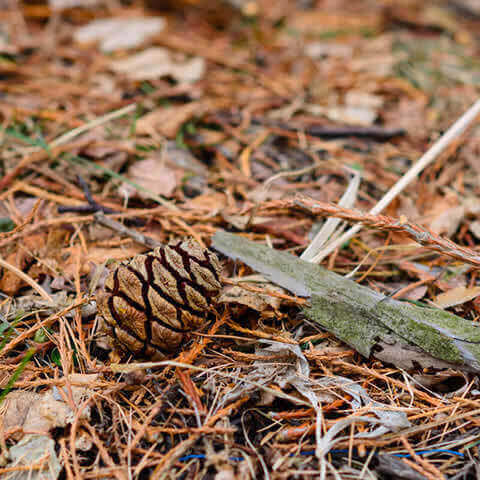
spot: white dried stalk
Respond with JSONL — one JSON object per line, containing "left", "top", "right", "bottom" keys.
{"left": 301, "top": 171, "right": 360, "bottom": 262}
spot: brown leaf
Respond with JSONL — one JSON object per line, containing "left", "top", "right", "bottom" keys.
{"left": 429, "top": 205, "right": 465, "bottom": 237}
{"left": 219, "top": 282, "right": 283, "bottom": 313}
{"left": 434, "top": 286, "right": 480, "bottom": 309}
{"left": 125, "top": 156, "right": 178, "bottom": 198}
{"left": 0, "top": 250, "right": 29, "bottom": 296}
{"left": 62, "top": 245, "right": 144, "bottom": 279}
{"left": 1, "top": 375, "right": 97, "bottom": 440}
{"left": 136, "top": 102, "right": 204, "bottom": 138}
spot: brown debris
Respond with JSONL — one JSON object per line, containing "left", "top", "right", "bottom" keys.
{"left": 1, "top": 1, "right": 480, "bottom": 478}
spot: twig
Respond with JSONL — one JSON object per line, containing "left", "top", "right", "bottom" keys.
{"left": 0, "top": 198, "right": 42, "bottom": 238}
{"left": 58, "top": 176, "right": 118, "bottom": 215}
{"left": 297, "top": 124, "right": 406, "bottom": 141}
{"left": 308, "top": 99, "right": 480, "bottom": 262}
{"left": 58, "top": 176, "right": 145, "bottom": 227}
{"left": 214, "top": 112, "right": 406, "bottom": 140}
{"left": 93, "top": 211, "right": 162, "bottom": 249}
{"left": 290, "top": 197, "right": 480, "bottom": 268}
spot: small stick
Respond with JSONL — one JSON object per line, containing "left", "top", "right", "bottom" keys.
{"left": 93, "top": 211, "right": 162, "bottom": 249}
{"left": 291, "top": 197, "right": 480, "bottom": 268}
{"left": 215, "top": 112, "right": 406, "bottom": 140}
{"left": 59, "top": 176, "right": 145, "bottom": 227}
{"left": 58, "top": 176, "right": 117, "bottom": 215}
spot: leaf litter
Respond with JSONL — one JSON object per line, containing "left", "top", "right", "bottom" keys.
{"left": 2, "top": 0, "right": 480, "bottom": 478}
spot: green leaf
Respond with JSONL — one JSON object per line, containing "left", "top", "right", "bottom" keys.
{"left": 0, "top": 347, "right": 36, "bottom": 405}
{"left": 0, "top": 217, "right": 15, "bottom": 232}
{"left": 50, "top": 348, "right": 61, "bottom": 367}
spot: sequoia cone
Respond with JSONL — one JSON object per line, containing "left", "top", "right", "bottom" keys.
{"left": 98, "top": 239, "right": 222, "bottom": 359}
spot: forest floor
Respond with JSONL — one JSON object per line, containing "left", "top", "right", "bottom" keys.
{"left": 2, "top": 1, "right": 480, "bottom": 478}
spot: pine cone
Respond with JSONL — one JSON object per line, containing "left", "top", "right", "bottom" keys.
{"left": 97, "top": 239, "right": 222, "bottom": 359}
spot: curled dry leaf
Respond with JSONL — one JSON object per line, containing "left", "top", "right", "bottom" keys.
{"left": 429, "top": 205, "right": 465, "bottom": 237}
{"left": 0, "top": 250, "right": 29, "bottom": 296}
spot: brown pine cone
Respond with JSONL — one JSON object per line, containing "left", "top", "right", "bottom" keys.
{"left": 97, "top": 239, "right": 222, "bottom": 359}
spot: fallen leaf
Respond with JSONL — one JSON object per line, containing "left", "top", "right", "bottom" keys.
{"left": 136, "top": 102, "right": 204, "bottom": 138}
{"left": 219, "top": 282, "right": 283, "bottom": 313}
{"left": 164, "top": 141, "right": 208, "bottom": 176}
{"left": 429, "top": 205, "right": 465, "bottom": 236}
{"left": 0, "top": 250, "right": 30, "bottom": 296}
{"left": 1, "top": 375, "right": 98, "bottom": 439}
{"left": 345, "top": 90, "right": 384, "bottom": 110}
{"left": 124, "top": 156, "right": 178, "bottom": 199}
{"left": 434, "top": 286, "right": 480, "bottom": 309}
{"left": 110, "top": 47, "right": 205, "bottom": 83}
{"left": 220, "top": 212, "right": 272, "bottom": 230}
{"left": 62, "top": 245, "right": 144, "bottom": 279}
{"left": 325, "top": 105, "right": 377, "bottom": 126}
{"left": 289, "top": 11, "right": 380, "bottom": 35}
{"left": 5, "top": 434, "right": 61, "bottom": 480}
{"left": 74, "top": 17, "right": 165, "bottom": 52}
{"left": 183, "top": 192, "right": 228, "bottom": 214}
{"left": 469, "top": 220, "right": 480, "bottom": 240}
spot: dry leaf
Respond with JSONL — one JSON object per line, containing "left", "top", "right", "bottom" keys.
{"left": 304, "top": 41, "right": 353, "bottom": 59}
{"left": 289, "top": 11, "right": 380, "bottom": 35}
{"left": 125, "top": 156, "right": 178, "bottom": 199}
{"left": 0, "top": 250, "right": 30, "bottom": 296}
{"left": 136, "top": 102, "right": 204, "bottom": 138}
{"left": 62, "top": 244, "right": 144, "bottom": 279}
{"left": 429, "top": 205, "right": 465, "bottom": 236}
{"left": 74, "top": 17, "right": 165, "bottom": 52}
{"left": 5, "top": 435, "right": 61, "bottom": 480}
{"left": 434, "top": 286, "right": 480, "bottom": 309}
{"left": 220, "top": 213, "right": 272, "bottom": 230}
{"left": 345, "top": 91, "right": 384, "bottom": 110}
{"left": 110, "top": 47, "right": 205, "bottom": 83}
{"left": 324, "top": 105, "right": 377, "bottom": 126}
{"left": 219, "top": 282, "right": 283, "bottom": 313}
{"left": 1, "top": 375, "right": 97, "bottom": 439}
{"left": 469, "top": 220, "right": 480, "bottom": 240}
{"left": 164, "top": 141, "right": 208, "bottom": 176}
